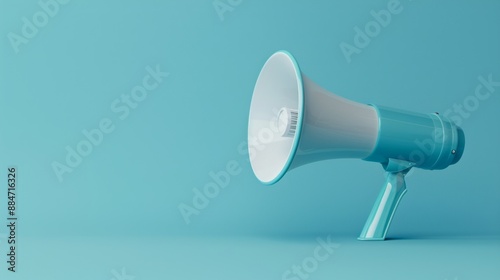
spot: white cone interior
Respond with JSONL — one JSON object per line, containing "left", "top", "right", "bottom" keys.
{"left": 248, "top": 52, "right": 303, "bottom": 184}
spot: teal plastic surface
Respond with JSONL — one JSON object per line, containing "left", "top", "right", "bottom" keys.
{"left": 364, "top": 105, "right": 465, "bottom": 170}
{"left": 359, "top": 159, "right": 414, "bottom": 240}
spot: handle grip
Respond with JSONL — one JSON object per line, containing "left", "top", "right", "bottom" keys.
{"left": 358, "top": 161, "right": 412, "bottom": 241}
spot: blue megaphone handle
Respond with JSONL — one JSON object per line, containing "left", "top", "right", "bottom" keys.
{"left": 358, "top": 159, "right": 413, "bottom": 241}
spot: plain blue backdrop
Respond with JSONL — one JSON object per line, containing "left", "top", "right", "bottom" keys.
{"left": 1, "top": 0, "right": 499, "bottom": 238}
{"left": 0, "top": 2, "right": 499, "bottom": 278}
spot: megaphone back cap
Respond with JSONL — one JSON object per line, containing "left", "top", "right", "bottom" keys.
{"left": 248, "top": 51, "right": 304, "bottom": 184}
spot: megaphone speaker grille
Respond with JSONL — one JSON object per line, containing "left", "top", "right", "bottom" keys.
{"left": 248, "top": 51, "right": 304, "bottom": 184}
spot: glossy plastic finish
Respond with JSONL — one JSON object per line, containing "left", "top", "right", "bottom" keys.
{"left": 364, "top": 106, "right": 465, "bottom": 170}
{"left": 248, "top": 50, "right": 466, "bottom": 241}
{"left": 358, "top": 159, "right": 414, "bottom": 240}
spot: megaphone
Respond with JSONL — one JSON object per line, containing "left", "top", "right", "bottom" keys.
{"left": 247, "top": 51, "right": 465, "bottom": 240}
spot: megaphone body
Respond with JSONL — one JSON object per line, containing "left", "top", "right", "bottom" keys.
{"left": 248, "top": 51, "right": 465, "bottom": 240}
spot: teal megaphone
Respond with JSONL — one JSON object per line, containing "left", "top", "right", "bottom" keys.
{"left": 247, "top": 51, "right": 465, "bottom": 240}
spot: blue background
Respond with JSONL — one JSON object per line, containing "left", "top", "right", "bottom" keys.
{"left": 0, "top": 0, "right": 499, "bottom": 279}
